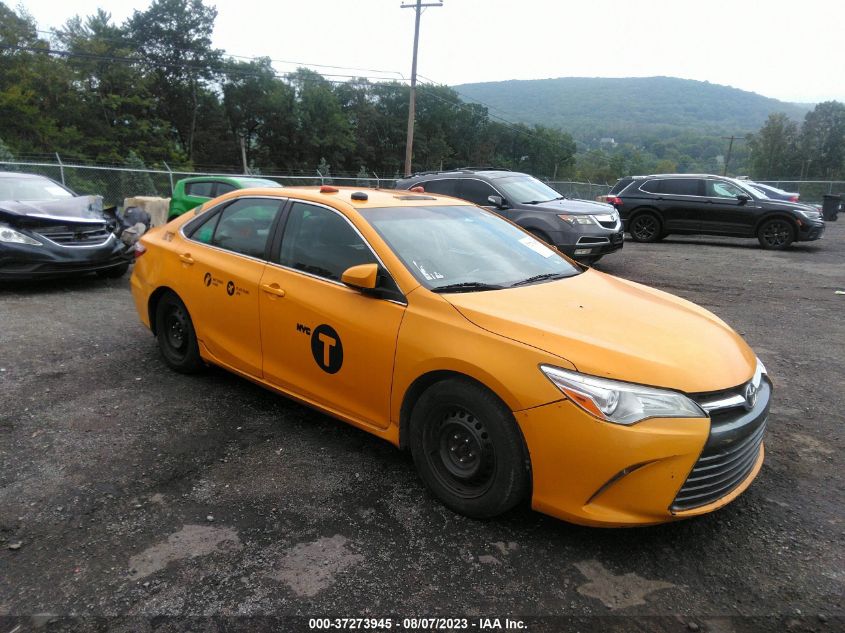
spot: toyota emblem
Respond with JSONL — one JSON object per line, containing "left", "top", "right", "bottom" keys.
{"left": 744, "top": 381, "right": 758, "bottom": 410}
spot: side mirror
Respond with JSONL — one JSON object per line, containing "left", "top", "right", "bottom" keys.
{"left": 487, "top": 195, "right": 506, "bottom": 208}
{"left": 341, "top": 263, "right": 379, "bottom": 291}
{"left": 737, "top": 194, "right": 751, "bottom": 204}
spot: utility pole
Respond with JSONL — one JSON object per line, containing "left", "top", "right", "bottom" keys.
{"left": 239, "top": 135, "right": 249, "bottom": 175}
{"left": 722, "top": 135, "right": 742, "bottom": 176}
{"left": 401, "top": 0, "right": 443, "bottom": 177}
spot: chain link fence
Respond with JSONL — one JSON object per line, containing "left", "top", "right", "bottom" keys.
{"left": 0, "top": 160, "right": 401, "bottom": 207}
{"left": 2, "top": 159, "right": 842, "bottom": 206}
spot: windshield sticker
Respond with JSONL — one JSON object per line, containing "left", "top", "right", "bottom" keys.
{"left": 412, "top": 260, "right": 445, "bottom": 281}
{"left": 519, "top": 236, "right": 555, "bottom": 258}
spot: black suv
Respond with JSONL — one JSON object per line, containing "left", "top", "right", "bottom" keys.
{"left": 610, "top": 174, "right": 825, "bottom": 250}
{"left": 395, "top": 168, "right": 624, "bottom": 263}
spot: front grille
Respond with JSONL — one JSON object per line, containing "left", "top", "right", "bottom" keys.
{"left": 672, "top": 379, "right": 771, "bottom": 512}
{"left": 32, "top": 223, "right": 111, "bottom": 246}
{"left": 597, "top": 219, "right": 618, "bottom": 229}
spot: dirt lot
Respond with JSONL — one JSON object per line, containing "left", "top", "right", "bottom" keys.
{"left": 1, "top": 223, "right": 843, "bottom": 633}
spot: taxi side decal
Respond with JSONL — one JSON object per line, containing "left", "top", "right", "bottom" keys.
{"left": 310, "top": 324, "right": 343, "bottom": 374}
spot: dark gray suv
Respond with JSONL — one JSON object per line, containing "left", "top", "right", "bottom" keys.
{"left": 395, "top": 168, "right": 624, "bottom": 263}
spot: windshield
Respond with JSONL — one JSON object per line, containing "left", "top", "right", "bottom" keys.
{"left": 495, "top": 176, "right": 563, "bottom": 204}
{"left": 0, "top": 176, "right": 74, "bottom": 201}
{"left": 360, "top": 205, "right": 582, "bottom": 291}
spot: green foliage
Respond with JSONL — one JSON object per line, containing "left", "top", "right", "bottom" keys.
{"left": 798, "top": 101, "right": 845, "bottom": 178}
{"left": 0, "top": 137, "right": 15, "bottom": 166}
{"left": 747, "top": 113, "right": 800, "bottom": 178}
{"left": 121, "top": 150, "right": 158, "bottom": 197}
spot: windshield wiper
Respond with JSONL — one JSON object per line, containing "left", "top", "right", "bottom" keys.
{"left": 510, "top": 273, "right": 569, "bottom": 287}
{"left": 431, "top": 282, "right": 506, "bottom": 293}
{"left": 522, "top": 197, "right": 565, "bottom": 205}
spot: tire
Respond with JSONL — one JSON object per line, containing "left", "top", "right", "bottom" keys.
{"left": 154, "top": 292, "right": 203, "bottom": 374}
{"left": 409, "top": 378, "right": 530, "bottom": 519}
{"left": 757, "top": 218, "right": 795, "bottom": 250}
{"left": 96, "top": 262, "right": 130, "bottom": 279}
{"left": 628, "top": 212, "right": 662, "bottom": 242}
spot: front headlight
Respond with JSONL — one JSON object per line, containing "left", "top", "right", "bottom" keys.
{"left": 592, "top": 212, "right": 618, "bottom": 223}
{"left": 0, "top": 226, "right": 42, "bottom": 246}
{"left": 558, "top": 214, "right": 595, "bottom": 225}
{"left": 794, "top": 209, "right": 822, "bottom": 221}
{"left": 540, "top": 365, "right": 706, "bottom": 425}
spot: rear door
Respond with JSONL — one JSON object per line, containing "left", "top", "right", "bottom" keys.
{"left": 649, "top": 178, "right": 704, "bottom": 233}
{"left": 178, "top": 196, "right": 284, "bottom": 376}
{"left": 701, "top": 179, "right": 758, "bottom": 236}
{"left": 258, "top": 200, "right": 406, "bottom": 429}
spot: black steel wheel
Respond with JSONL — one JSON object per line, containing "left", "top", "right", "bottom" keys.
{"left": 155, "top": 292, "right": 203, "bottom": 373}
{"left": 629, "top": 212, "right": 662, "bottom": 242}
{"left": 409, "top": 378, "right": 530, "bottom": 518}
{"left": 757, "top": 218, "right": 795, "bottom": 250}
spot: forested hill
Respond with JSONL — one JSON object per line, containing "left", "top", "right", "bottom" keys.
{"left": 454, "top": 76, "right": 811, "bottom": 142}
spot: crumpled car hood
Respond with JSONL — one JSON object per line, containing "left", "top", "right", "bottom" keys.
{"left": 0, "top": 196, "right": 107, "bottom": 224}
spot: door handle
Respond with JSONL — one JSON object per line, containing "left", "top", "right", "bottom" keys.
{"left": 261, "top": 283, "right": 286, "bottom": 298}
{"left": 179, "top": 253, "right": 194, "bottom": 265}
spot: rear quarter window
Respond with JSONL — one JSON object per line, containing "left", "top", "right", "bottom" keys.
{"left": 609, "top": 178, "right": 633, "bottom": 195}
{"left": 185, "top": 181, "right": 215, "bottom": 198}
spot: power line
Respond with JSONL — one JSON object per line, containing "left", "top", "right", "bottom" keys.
{"left": 33, "top": 27, "right": 407, "bottom": 80}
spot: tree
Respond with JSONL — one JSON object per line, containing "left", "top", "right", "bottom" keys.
{"left": 798, "top": 101, "right": 845, "bottom": 179}
{"left": 747, "top": 113, "right": 800, "bottom": 178}
{"left": 126, "top": 0, "right": 222, "bottom": 162}
{"left": 121, "top": 150, "right": 158, "bottom": 197}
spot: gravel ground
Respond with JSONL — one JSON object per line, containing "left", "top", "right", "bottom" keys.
{"left": 1, "top": 224, "right": 843, "bottom": 633}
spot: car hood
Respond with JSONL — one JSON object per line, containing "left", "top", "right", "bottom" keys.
{"left": 520, "top": 198, "right": 615, "bottom": 215}
{"left": 442, "top": 269, "right": 756, "bottom": 394}
{"left": 755, "top": 198, "right": 814, "bottom": 212}
{"left": 0, "top": 196, "right": 107, "bottom": 224}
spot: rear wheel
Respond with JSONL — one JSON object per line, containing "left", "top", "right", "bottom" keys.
{"left": 155, "top": 292, "right": 203, "bottom": 373}
{"left": 757, "top": 219, "right": 795, "bottom": 250}
{"left": 629, "top": 212, "right": 662, "bottom": 242}
{"left": 409, "top": 378, "right": 530, "bottom": 518}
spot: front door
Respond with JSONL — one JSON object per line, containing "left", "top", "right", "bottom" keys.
{"left": 178, "top": 196, "right": 283, "bottom": 376}
{"left": 259, "top": 201, "right": 406, "bottom": 429}
{"left": 701, "top": 180, "right": 758, "bottom": 236}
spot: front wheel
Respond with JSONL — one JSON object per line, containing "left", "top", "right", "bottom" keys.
{"left": 757, "top": 219, "right": 795, "bottom": 250}
{"left": 628, "top": 212, "right": 662, "bottom": 242}
{"left": 154, "top": 292, "right": 204, "bottom": 373}
{"left": 409, "top": 379, "right": 530, "bottom": 519}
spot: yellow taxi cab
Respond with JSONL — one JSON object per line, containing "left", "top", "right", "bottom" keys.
{"left": 130, "top": 186, "right": 771, "bottom": 526}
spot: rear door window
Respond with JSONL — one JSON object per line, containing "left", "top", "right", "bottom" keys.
{"left": 418, "top": 179, "right": 459, "bottom": 196}
{"left": 190, "top": 198, "right": 283, "bottom": 258}
{"left": 215, "top": 182, "right": 237, "bottom": 195}
{"left": 185, "top": 181, "right": 215, "bottom": 198}
{"left": 640, "top": 179, "right": 662, "bottom": 194}
{"left": 660, "top": 179, "right": 702, "bottom": 196}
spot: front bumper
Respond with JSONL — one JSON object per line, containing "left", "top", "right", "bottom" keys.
{"left": 797, "top": 220, "right": 825, "bottom": 242}
{"left": 0, "top": 235, "right": 128, "bottom": 280}
{"left": 516, "top": 380, "right": 769, "bottom": 526}
{"left": 554, "top": 229, "right": 625, "bottom": 260}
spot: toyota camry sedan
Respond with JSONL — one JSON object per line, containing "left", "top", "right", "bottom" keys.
{"left": 130, "top": 186, "right": 771, "bottom": 526}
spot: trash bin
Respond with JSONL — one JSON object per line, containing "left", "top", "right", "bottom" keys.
{"left": 822, "top": 194, "right": 841, "bottom": 221}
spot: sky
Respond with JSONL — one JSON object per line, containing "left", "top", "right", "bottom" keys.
{"left": 16, "top": 0, "right": 845, "bottom": 104}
